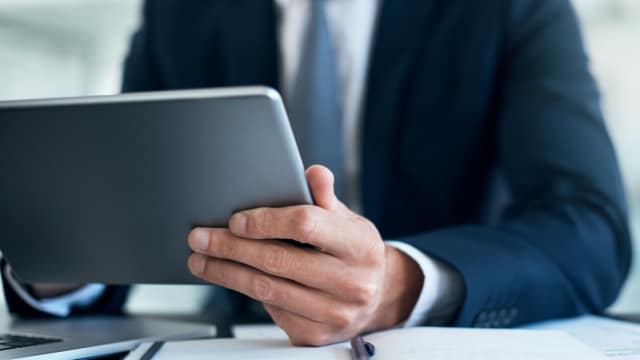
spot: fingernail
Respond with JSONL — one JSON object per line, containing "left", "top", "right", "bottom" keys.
{"left": 189, "top": 229, "right": 209, "bottom": 251}
{"left": 189, "top": 254, "right": 206, "bottom": 275}
{"left": 229, "top": 213, "right": 247, "bottom": 235}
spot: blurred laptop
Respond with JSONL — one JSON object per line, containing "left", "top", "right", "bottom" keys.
{"left": 0, "top": 313, "right": 215, "bottom": 360}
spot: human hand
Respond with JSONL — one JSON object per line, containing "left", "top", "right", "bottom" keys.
{"left": 187, "top": 165, "right": 424, "bottom": 345}
{"left": 30, "top": 284, "right": 83, "bottom": 299}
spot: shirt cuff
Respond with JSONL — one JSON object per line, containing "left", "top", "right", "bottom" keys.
{"left": 3, "top": 263, "right": 106, "bottom": 317}
{"left": 386, "top": 241, "right": 465, "bottom": 327}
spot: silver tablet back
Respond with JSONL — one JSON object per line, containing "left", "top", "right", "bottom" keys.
{"left": 0, "top": 86, "right": 313, "bottom": 284}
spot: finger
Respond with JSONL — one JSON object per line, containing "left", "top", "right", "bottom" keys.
{"left": 188, "top": 254, "right": 354, "bottom": 325}
{"left": 305, "top": 165, "right": 349, "bottom": 214}
{"left": 228, "top": 206, "right": 362, "bottom": 258}
{"left": 264, "top": 304, "right": 340, "bottom": 346}
{"left": 188, "top": 228, "right": 349, "bottom": 294}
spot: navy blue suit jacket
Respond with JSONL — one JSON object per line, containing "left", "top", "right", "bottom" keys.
{"left": 5, "top": 0, "right": 631, "bottom": 328}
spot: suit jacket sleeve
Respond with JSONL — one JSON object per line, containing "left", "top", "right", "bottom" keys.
{"left": 400, "top": 0, "right": 631, "bottom": 327}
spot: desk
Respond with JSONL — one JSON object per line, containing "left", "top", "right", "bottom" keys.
{"left": 11, "top": 312, "right": 639, "bottom": 359}
{"left": 112, "top": 312, "right": 640, "bottom": 359}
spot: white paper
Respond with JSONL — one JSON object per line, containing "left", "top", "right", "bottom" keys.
{"left": 364, "top": 327, "right": 604, "bottom": 360}
{"left": 143, "top": 338, "right": 350, "bottom": 360}
{"left": 233, "top": 324, "right": 289, "bottom": 340}
{"left": 135, "top": 326, "right": 604, "bottom": 360}
{"left": 525, "top": 315, "right": 640, "bottom": 359}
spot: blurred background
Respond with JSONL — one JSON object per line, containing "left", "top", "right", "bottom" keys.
{"left": 0, "top": 0, "right": 639, "bottom": 316}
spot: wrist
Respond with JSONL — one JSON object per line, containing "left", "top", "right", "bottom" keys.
{"left": 367, "top": 245, "right": 424, "bottom": 331}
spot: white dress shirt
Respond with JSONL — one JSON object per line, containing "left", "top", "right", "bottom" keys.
{"left": 3, "top": 263, "right": 105, "bottom": 317}
{"left": 7, "top": 0, "right": 464, "bottom": 326}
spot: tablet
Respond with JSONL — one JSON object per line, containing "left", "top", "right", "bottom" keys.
{"left": 0, "top": 87, "right": 313, "bottom": 284}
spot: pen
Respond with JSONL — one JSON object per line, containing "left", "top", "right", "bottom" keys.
{"left": 140, "top": 341, "right": 164, "bottom": 360}
{"left": 350, "top": 336, "right": 375, "bottom": 360}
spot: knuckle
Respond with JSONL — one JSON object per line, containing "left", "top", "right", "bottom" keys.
{"left": 259, "top": 209, "right": 271, "bottom": 236}
{"left": 358, "top": 217, "right": 384, "bottom": 253}
{"left": 328, "top": 306, "right": 357, "bottom": 328}
{"left": 295, "top": 208, "right": 318, "bottom": 241}
{"left": 218, "top": 234, "right": 237, "bottom": 259}
{"left": 361, "top": 217, "right": 379, "bottom": 234}
{"left": 357, "top": 283, "right": 377, "bottom": 303}
{"left": 343, "top": 278, "right": 377, "bottom": 304}
{"left": 245, "top": 209, "right": 267, "bottom": 236}
{"left": 252, "top": 275, "right": 274, "bottom": 302}
{"left": 262, "top": 245, "right": 292, "bottom": 275}
{"left": 197, "top": 257, "right": 209, "bottom": 278}
{"left": 211, "top": 261, "right": 228, "bottom": 286}
{"left": 368, "top": 243, "right": 386, "bottom": 264}
{"left": 244, "top": 212, "right": 258, "bottom": 235}
{"left": 361, "top": 236, "right": 385, "bottom": 265}
{"left": 198, "top": 258, "right": 224, "bottom": 286}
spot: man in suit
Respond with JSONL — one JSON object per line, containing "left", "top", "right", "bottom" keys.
{"left": 2, "top": 0, "right": 632, "bottom": 346}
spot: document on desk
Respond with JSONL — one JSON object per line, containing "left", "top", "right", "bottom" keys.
{"left": 128, "top": 326, "right": 604, "bottom": 359}
{"left": 525, "top": 315, "right": 640, "bottom": 359}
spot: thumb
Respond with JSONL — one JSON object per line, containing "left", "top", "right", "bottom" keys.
{"left": 306, "top": 165, "right": 348, "bottom": 213}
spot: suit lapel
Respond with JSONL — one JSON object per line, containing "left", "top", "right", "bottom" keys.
{"left": 361, "top": 0, "right": 434, "bottom": 224}
{"left": 217, "top": 0, "right": 280, "bottom": 90}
